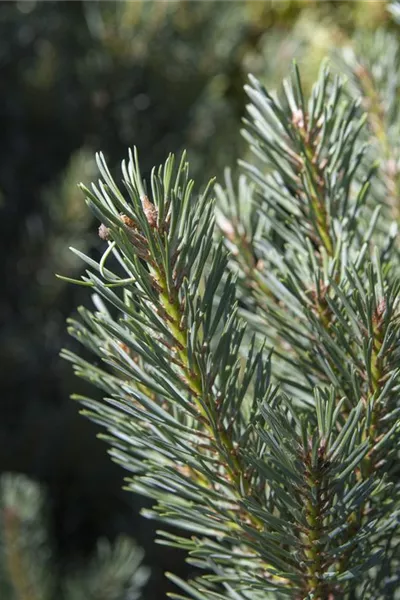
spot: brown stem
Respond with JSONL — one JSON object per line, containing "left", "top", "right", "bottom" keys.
{"left": 301, "top": 445, "right": 333, "bottom": 599}
{"left": 153, "top": 266, "right": 265, "bottom": 524}
{"left": 337, "top": 302, "right": 387, "bottom": 575}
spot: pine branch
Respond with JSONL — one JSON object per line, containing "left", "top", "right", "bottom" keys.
{"left": 0, "top": 474, "right": 53, "bottom": 600}
{"left": 337, "top": 28, "right": 400, "bottom": 224}
{"left": 216, "top": 64, "right": 400, "bottom": 597}
{"left": 62, "top": 150, "right": 298, "bottom": 594}
{"left": 0, "top": 474, "right": 147, "bottom": 600}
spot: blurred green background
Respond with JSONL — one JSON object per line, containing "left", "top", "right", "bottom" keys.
{"left": 0, "top": 1, "right": 393, "bottom": 597}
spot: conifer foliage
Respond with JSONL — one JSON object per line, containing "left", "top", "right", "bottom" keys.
{"left": 61, "top": 58, "right": 400, "bottom": 598}
{"left": 0, "top": 473, "right": 148, "bottom": 600}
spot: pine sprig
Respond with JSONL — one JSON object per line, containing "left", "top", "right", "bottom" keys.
{"left": 62, "top": 150, "right": 294, "bottom": 596}
{"left": 215, "top": 64, "right": 400, "bottom": 597}
{"left": 337, "top": 26, "right": 400, "bottom": 226}
{"left": 0, "top": 474, "right": 148, "bottom": 600}
{"left": 218, "top": 66, "right": 395, "bottom": 404}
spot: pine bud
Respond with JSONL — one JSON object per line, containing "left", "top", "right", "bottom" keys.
{"left": 216, "top": 213, "right": 235, "bottom": 241}
{"left": 120, "top": 214, "right": 137, "bottom": 229}
{"left": 292, "top": 108, "right": 306, "bottom": 130}
{"left": 141, "top": 195, "right": 158, "bottom": 227}
{"left": 373, "top": 298, "right": 386, "bottom": 327}
{"left": 98, "top": 223, "right": 110, "bottom": 240}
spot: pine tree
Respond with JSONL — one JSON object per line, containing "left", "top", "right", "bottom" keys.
{"left": 0, "top": 473, "right": 148, "bottom": 600}
{"left": 59, "top": 34, "right": 400, "bottom": 600}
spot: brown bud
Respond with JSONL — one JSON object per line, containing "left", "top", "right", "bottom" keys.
{"left": 176, "top": 465, "right": 192, "bottom": 478}
{"left": 117, "top": 341, "right": 131, "bottom": 356}
{"left": 216, "top": 213, "right": 235, "bottom": 241}
{"left": 373, "top": 298, "right": 386, "bottom": 325}
{"left": 386, "top": 159, "right": 398, "bottom": 178}
{"left": 141, "top": 195, "right": 158, "bottom": 227}
{"left": 292, "top": 108, "right": 305, "bottom": 130}
{"left": 98, "top": 223, "right": 110, "bottom": 240}
{"left": 377, "top": 298, "right": 386, "bottom": 316}
{"left": 256, "top": 259, "right": 264, "bottom": 272}
{"left": 120, "top": 214, "right": 137, "bottom": 228}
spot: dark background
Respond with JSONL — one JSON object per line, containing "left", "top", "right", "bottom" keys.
{"left": 0, "top": 1, "right": 390, "bottom": 597}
